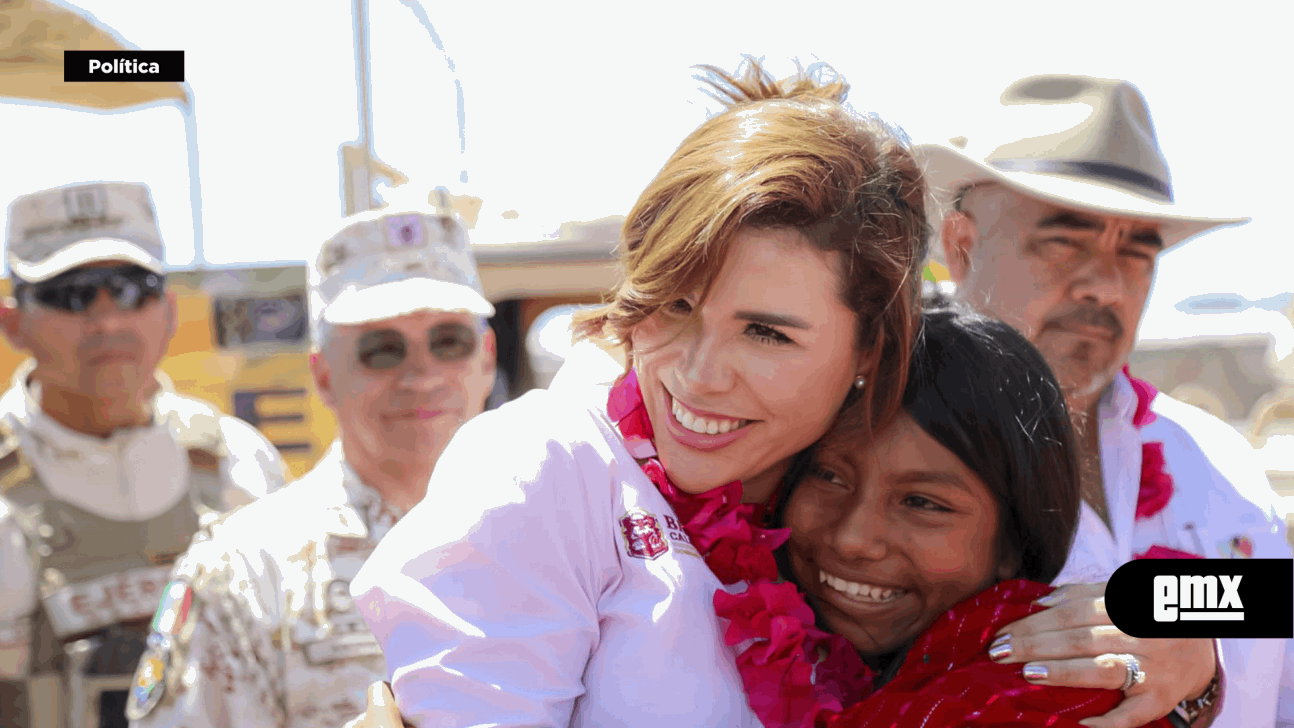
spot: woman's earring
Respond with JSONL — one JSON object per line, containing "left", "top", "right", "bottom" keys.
{"left": 854, "top": 376, "right": 866, "bottom": 389}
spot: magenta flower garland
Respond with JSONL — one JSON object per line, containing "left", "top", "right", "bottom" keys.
{"left": 608, "top": 370, "right": 872, "bottom": 728}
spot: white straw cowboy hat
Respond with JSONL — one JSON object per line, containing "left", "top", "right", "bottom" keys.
{"left": 915, "top": 74, "right": 1248, "bottom": 261}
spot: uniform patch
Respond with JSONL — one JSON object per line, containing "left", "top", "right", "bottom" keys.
{"left": 1219, "top": 535, "right": 1255, "bottom": 558}
{"left": 151, "top": 580, "right": 195, "bottom": 635}
{"left": 386, "top": 215, "right": 425, "bottom": 249}
{"left": 326, "top": 535, "right": 372, "bottom": 560}
{"left": 620, "top": 508, "right": 668, "bottom": 560}
{"left": 124, "top": 633, "right": 172, "bottom": 720}
{"left": 64, "top": 185, "right": 107, "bottom": 222}
{"left": 41, "top": 566, "right": 170, "bottom": 638}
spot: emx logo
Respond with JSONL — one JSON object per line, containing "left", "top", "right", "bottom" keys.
{"left": 1153, "top": 575, "right": 1243, "bottom": 622}
{"left": 1107, "top": 559, "right": 1292, "bottom": 639}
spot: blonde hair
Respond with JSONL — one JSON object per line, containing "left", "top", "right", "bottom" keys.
{"left": 574, "top": 58, "right": 929, "bottom": 433}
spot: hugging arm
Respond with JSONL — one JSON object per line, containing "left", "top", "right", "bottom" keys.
{"left": 991, "top": 582, "right": 1218, "bottom": 728}
{"left": 350, "top": 417, "right": 612, "bottom": 728}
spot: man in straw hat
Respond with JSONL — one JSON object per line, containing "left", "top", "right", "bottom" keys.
{"left": 0, "top": 182, "right": 290, "bottom": 728}
{"left": 125, "top": 203, "right": 497, "bottom": 727}
{"left": 917, "top": 76, "right": 1291, "bottom": 728}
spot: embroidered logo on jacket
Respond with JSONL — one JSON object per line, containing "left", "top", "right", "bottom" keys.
{"left": 620, "top": 508, "right": 668, "bottom": 560}
{"left": 1218, "top": 535, "right": 1254, "bottom": 559}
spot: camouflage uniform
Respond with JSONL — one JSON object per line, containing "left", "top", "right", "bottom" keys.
{"left": 127, "top": 202, "right": 497, "bottom": 728}
{"left": 125, "top": 442, "right": 400, "bottom": 728}
{"left": 0, "top": 364, "right": 289, "bottom": 728}
{"left": 0, "top": 182, "right": 290, "bottom": 728}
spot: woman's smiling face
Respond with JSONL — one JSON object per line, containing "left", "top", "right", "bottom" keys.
{"left": 629, "top": 226, "right": 861, "bottom": 501}
{"left": 785, "top": 413, "right": 1015, "bottom": 656}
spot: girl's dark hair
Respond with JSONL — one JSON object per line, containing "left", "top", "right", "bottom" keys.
{"left": 777, "top": 305, "right": 1081, "bottom": 584}
{"left": 902, "top": 305, "right": 1080, "bottom": 583}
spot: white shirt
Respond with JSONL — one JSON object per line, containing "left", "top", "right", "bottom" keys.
{"left": 1056, "top": 371, "right": 1292, "bottom": 728}
{"left": 130, "top": 442, "right": 401, "bottom": 728}
{"left": 350, "top": 384, "right": 762, "bottom": 728}
{"left": 0, "top": 362, "right": 288, "bottom": 677}
{"left": 547, "top": 340, "right": 626, "bottom": 393}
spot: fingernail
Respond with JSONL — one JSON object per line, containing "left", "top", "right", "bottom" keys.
{"left": 989, "top": 633, "right": 1010, "bottom": 649}
{"left": 1022, "top": 664, "right": 1049, "bottom": 681}
{"left": 988, "top": 641, "right": 1012, "bottom": 661}
{"left": 1034, "top": 593, "right": 1060, "bottom": 607}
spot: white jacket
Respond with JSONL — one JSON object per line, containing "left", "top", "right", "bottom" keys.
{"left": 350, "top": 384, "right": 762, "bottom": 728}
{"left": 1056, "top": 371, "right": 1292, "bottom": 728}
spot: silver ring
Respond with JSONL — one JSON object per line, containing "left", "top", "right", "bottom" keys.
{"left": 1117, "top": 653, "right": 1147, "bottom": 691}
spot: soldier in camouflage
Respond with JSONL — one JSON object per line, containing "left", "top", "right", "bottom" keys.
{"left": 125, "top": 205, "right": 496, "bottom": 727}
{"left": 0, "top": 182, "right": 291, "bottom": 728}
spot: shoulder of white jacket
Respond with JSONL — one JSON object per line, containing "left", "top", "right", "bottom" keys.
{"left": 551, "top": 340, "right": 626, "bottom": 389}
{"left": 214, "top": 411, "right": 282, "bottom": 460}
{"left": 155, "top": 390, "right": 226, "bottom": 457}
{"left": 460, "top": 385, "right": 609, "bottom": 451}
{"left": 192, "top": 459, "right": 344, "bottom": 557}
{"left": 1147, "top": 392, "right": 1255, "bottom": 456}
{"left": 0, "top": 495, "right": 28, "bottom": 554}
{"left": 1149, "top": 392, "right": 1284, "bottom": 513}
{"left": 0, "top": 383, "right": 23, "bottom": 419}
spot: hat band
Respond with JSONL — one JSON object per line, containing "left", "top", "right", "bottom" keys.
{"left": 988, "top": 158, "right": 1174, "bottom": 203}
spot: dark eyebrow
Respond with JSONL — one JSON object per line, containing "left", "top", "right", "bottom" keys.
{"left": 892, "top": 470, "right": 976, "bottom": 495}
{"left": 1040, "top": 212, "right": 1164, "bottom": 249}
{"left": 1129, "top": 230, "right": 1164, "bottom": 248}
{"left": 735, "top": 311, "right": 812, "bottom": 330}
{"left": 1038, "top": 212, "right": 1103, "bottom": 231}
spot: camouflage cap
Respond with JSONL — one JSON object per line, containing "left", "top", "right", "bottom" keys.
{"left": 5, "top": 182, "right": 165, "bottom": 283}
{"left": 309, "top": 206, "right": 494, "bottom": 334}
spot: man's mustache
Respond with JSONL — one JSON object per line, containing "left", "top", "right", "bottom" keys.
{"left": 1045, "top": 306, "right": 1124, "bottom": 340}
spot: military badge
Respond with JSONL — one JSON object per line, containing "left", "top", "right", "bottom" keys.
{"left": 64, "top": 185, "right": 107, "bottom": 223}
{"left": 151, "top": 580, "right": 195, "bottom": 635}
{"left": 325, "top": 534, "right": 372, "bottom": 560}
{"left": 124, "top": 633, "right": 172, "bottom": 720}
{"left": 1219, "top": 535, "right": 1255, "bottom": 558}
{"left": 620, "top": 508, "right": 668, "bottom": 560}
{"left": 386, "top": 215, "right": 425, "bottom": 249}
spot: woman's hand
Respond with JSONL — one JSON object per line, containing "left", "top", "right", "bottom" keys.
{"left": 342, "top": 681, "right": 410, "bottom": 728}
{"left": 989, "top": 582, "right": 1218, "bottom": 728}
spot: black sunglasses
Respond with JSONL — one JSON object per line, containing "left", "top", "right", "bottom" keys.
{"left": 357, "top": 322, "right": 479, "bottom": 370}
{"left": 18, "top": 265, "right": 165, "bottom": 314}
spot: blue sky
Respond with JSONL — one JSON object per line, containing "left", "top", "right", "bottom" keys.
{"left": 2, "top": 0, "right": 1289, "bottom": 342}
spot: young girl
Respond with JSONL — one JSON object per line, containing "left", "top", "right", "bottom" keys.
{"left": 781, "top": 306, "right": 1173, "bottom": 727}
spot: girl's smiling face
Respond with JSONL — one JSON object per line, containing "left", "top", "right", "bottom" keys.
{"left": 786, "top": 413, "right": 1016, "bottom": 656}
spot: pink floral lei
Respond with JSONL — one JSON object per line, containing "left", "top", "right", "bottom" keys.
{"left": 607, "top": 367, "right": 1182, "bottom": 724}
{"left": 608, "top": 370, "right": 872, "bottom": 728}
{"left": 1125, "top": 366, "right": 1199, "bottom": 561}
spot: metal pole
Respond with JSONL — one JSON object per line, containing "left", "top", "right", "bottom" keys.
{"left": 397, "top": 0, "right": 468, "bottom": 185}
{"left": 353, "top": 0, "right": 375, "bottom": 212}
{"left": 180, "top": 84, "right": 206, "bottom": 269}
